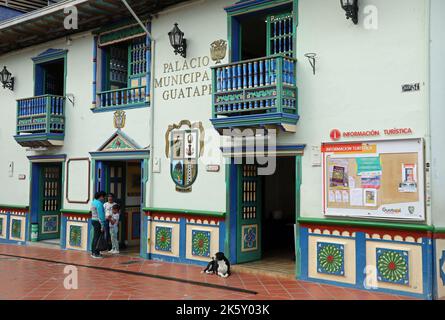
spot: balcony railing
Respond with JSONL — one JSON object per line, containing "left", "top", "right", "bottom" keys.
{"left": 211, "top": 55, "right": 299, "bottom": 132}
{"left": 15, "top": 95, "right": 65, "bottom": 147}
{"left": 97, "top": 86, "right": 148, "bottom": 111}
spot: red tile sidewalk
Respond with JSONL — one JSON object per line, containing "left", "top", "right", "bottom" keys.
{"left": 0, "top": 244, "right": 414, "bottom": 300}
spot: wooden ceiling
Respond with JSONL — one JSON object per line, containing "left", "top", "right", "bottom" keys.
{"left": 0, "top": 0, "right": 52, "bottom": 13}
{"left": 0, "top": 0, "right": 188, "bottom": 55}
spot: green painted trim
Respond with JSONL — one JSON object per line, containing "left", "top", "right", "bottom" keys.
{"left": 224, "top": 162, "right": 231, "bottom": 261}
{"left": 60, "top": 209, "right": 91, "bottom": 215}
{"left": 227, "top": 0, "right": 293, "bottom": 17}
{"left": 143, "top": 207, "right": 225, "bottom": 218}
{"left": 33, "top": 52, "right": 68, "bottom": 96}
{"left": 434, "top": 227, "right": 445, "bottom": 234}
{"left": 14, "top": 134, "right": 65, "bottom": 143}
{"left": 0, "top": 204, "right": 29, "bottom": 210}
{"left": 63, "top": 53, "right": 67, "bottom": 96}
{"left": 142, "top": 159, "right": 149, "bottom": 206}
{"left": 295, "top": 155, "right": 302, "bottom": 278}
{"left": 236, "top": 164, "right": 262, "bottom": 263}
{"left": 91, "top": 102, "right": 149, "bottom": 113}
{"left": 212, "top": 112, "right": 299, "bottom": 129}
{"left": 297, "top": 217, "right": 434, "bottom": 232}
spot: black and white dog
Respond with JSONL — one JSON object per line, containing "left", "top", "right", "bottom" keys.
{"left": 201, "top": 252, "right": 231, "bottom": 278}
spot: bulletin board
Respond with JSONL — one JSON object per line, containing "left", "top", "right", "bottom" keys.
{"left": 322, "top": 139, "right": 425, "bottom": 221}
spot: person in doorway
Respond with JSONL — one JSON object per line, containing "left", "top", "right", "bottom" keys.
{"left": 109, "top": 204, "right": 120, "bottom": 254}
{"left": 103, "top": 193, "right": 116, "bottom": 251}
{"left": 90, "top": 191, "right": 106, "bottom": 258}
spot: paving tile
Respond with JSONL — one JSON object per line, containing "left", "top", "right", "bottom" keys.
{"left": 0, "top": 244, "right": 414, "bottom": 301}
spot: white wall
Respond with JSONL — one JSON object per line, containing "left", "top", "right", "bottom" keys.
{"left": 0, "top": 33, "right": 151, "bottom": 211}
{"left": 430, "top": 0, "right": 445, "bottom": 227}
{"left": 286, "top": 0, "right": 429, "bottom": 220}
{"left": 0, "top": 0, "right": 434, "bottom": 223}
{"left": 148, "top": 0, "right": 233, "bottom": 212}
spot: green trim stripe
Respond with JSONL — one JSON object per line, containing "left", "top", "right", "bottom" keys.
{"left": 297, "top": 217, "right": 434, "bottom": 232}
{"left": 0, "top": 204, "right": 29, "bottom": 210}
{"left": 60, "top": 209, "right": 91, "bottom": 215}
{"left": 434, "top": 227, "right": 445, "bottom": 234}
{"left": 143, "top": 207, "right": 225, "bottom": 218}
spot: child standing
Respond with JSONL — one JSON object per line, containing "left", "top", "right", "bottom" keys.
{"left": 109, "top": 204, "right": 121, "bottom": 254}
{"left": 103, "top": 194, "right": 116, "bottom": 251}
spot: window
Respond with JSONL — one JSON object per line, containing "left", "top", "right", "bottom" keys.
{"left": 233, "top": 3, "right": 295, "bottom": 62}
{"left": 103, "top": 38, "right": 147, "bottom": 91}
{"left": 94, "top": 22, "right": 151, "bottom": 112}
{"left": 33, "top": 49, "right": 67, "bottom": 97}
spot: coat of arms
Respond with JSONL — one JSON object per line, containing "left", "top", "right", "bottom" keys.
{"left": 114, "top": 110, "right": 126, "bottom": 129}
{"left": 210, "top": 39, "right": 227, "bottom": 64}
{"left": 165, "top": 121, "right": 205, "bottom": 192}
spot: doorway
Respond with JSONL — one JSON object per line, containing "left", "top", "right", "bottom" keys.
{"left": 96, "top": 160, "right": 142, "bottom": 256}
{"left": 30, "top": 162, "right": 63, "bottom": 243}
{"left": 35, "top": 58, "right": 65, "bottom": 96}
{"left": 233, "top": 156, "right": 297, "bottom": 276}
{"left": 261, "top": 157, "right": 296, "bottom": 274}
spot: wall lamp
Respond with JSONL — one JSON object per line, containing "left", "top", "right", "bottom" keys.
{"left": 340, "top": 0, "right": 359, "bottom": 25}
{"left": 168, "top": 23, "right": 187, "bottom": 58}
{"left": 0, "top": 66, "right": 14, "bottom": 91}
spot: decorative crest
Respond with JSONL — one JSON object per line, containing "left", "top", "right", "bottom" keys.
{"left": 210, "top": 40, "right": 227, "bottom": 64}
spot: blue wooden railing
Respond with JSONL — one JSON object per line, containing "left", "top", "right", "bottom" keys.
{"left": 16, "top": 95, "right": 65, "bottom": 135}
{"left": 97, "top": 86, "right": 147, "bottom": 109}
{"left": 212, "top": 55, "right": 297, "bottom": 118}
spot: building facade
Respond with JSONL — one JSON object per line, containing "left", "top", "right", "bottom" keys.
{"left": 0, "top": 0, "right": 444, "bottom": 300}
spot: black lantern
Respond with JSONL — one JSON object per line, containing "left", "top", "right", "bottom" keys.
{"left": 0, "top": 66, "right": 14, "bottom": 91}
{"left": 168, "top": 23, "right": 187, "bottom": 58}
{"left": 340, "top": 0, "right": 359, "bottom": 25}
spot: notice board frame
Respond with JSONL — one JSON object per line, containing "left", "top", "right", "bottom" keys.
{"left": 322, "top": 138, "right": 425, "bottom": 221}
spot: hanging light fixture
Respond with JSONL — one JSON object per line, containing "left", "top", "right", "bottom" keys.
{"left": 340, "top": 0, "right": 359, "bottom": 25}
{"left": 168, "top": 23, "right": 187, "bottom": 58}
{"left": 0, "top": 66, "right": 14, "bottom": 91}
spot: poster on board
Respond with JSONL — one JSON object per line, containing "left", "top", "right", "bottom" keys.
{"left": 322, "top": 139, "right": 425, "bottom": 221}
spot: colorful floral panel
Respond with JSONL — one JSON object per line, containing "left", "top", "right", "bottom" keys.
{"left": 376, "top": 248, "right": 409, "bottom": 285}
{"left": 11, "top": 219, "right": 22, "bottom": 239}
{"left": 192, "top": 230, "right": 211, "bottom": 257}
{"left": 317, "top": 242, "right": 345, "bottom": 276}
{"left": 155, "top": 226, "right": 172, "bottom": 252}
{"left": 69, "top": 225, "right": 82, "bottom": 248}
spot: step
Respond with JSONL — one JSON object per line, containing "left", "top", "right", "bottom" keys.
{"left": 231, "top": 264, "right": 296, "bottom": 280}
{"left": 27, "top": 240, "right": 61, "bottom": 250}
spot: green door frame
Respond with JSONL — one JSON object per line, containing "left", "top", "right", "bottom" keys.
{"left": 236, "top": 163, "right": 263, "bottom": 263}
{"left": 90, "top": 150, "right": 149, "bottom": 256}
{"left": 226, "top": 150, "right": 304, "bottom": 276}
{"left": 28, "top": 155, "right": 66, "bottom": 243}
{"left": 38, "top": 163, "right": 63, "bottom": 241}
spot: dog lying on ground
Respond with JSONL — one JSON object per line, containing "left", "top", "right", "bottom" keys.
{"left": 201, "top": 252, "right": 231, "bottom": 278}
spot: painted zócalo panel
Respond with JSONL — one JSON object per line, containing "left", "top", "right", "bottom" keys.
{"left": 145, "top": 210, "right": 225, "bottom": 266}
{"left": 60, "top": 211, "right": 91, "bottom": 252}
{"left": 0, "top": 207, "right": 29, "bottom": 245}
{"left": 299, "top": 223, "right": 434, "bottom": 300}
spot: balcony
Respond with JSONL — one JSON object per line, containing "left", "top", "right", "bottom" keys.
{"left": 14, "top": 95, "right": 65, "bottom": 148}
{"left": 95, "top": 86, "right": 148, "bottom": 112}
{"left": 210, "top": 55, "right": 299, "bottom": 133}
